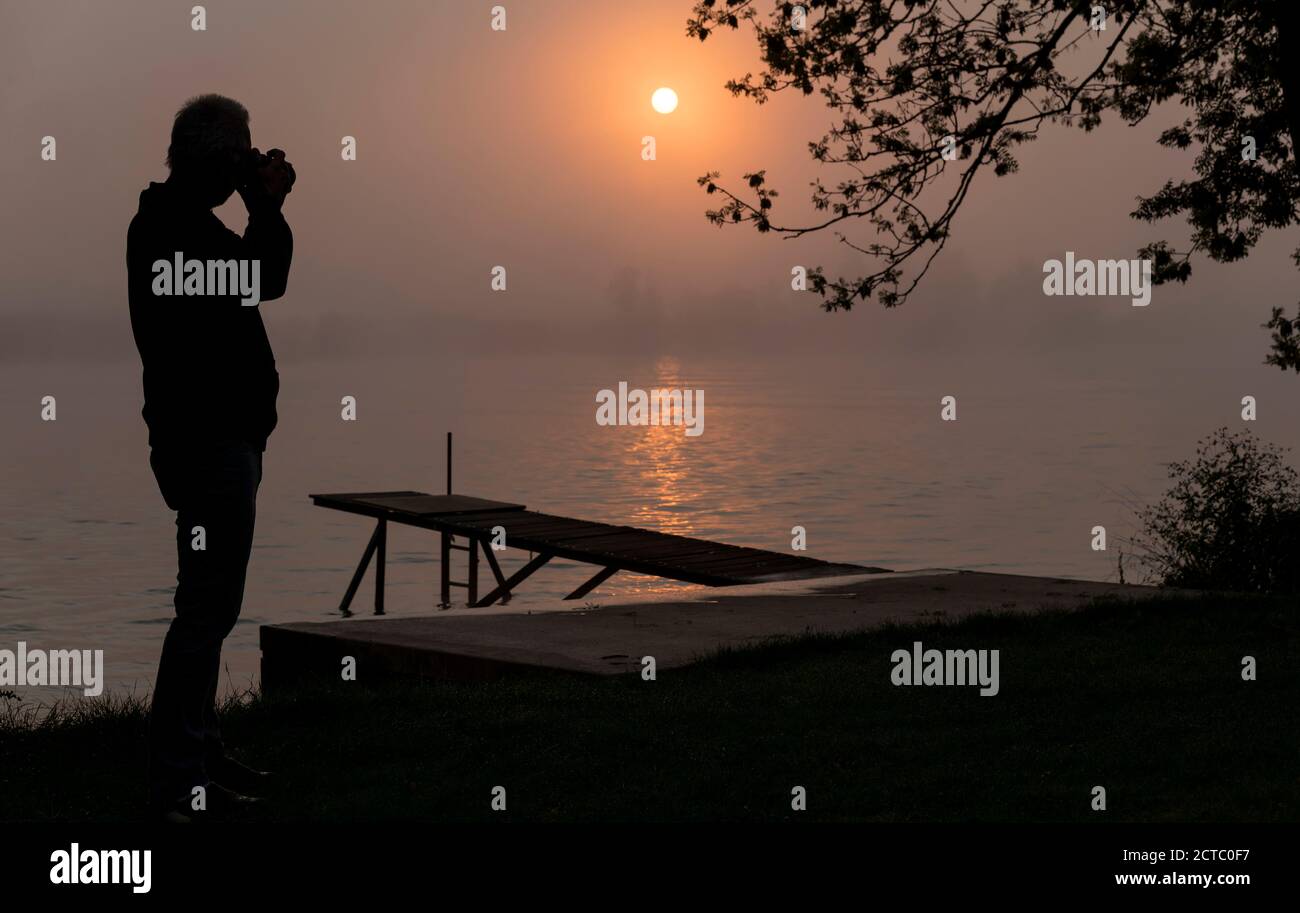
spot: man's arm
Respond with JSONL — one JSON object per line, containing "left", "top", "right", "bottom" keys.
{"left": 237, "top": 148, "right": 295, "bottom": 301}
{"left": 242, "top": 207, "right": 293, "bottom": 301}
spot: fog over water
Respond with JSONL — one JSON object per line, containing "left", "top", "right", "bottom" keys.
{"left": 3, "top": 1, "right": 1300, "bottom": 701}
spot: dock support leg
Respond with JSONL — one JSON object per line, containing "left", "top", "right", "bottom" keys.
{"left": 340, "top": 522, "right": 383, "bottom": 618}
{"left": 472, "top": 553, "right": 552, "bottom": 607}
{"left": 468, "top": 536, "right": 479, "bottom": 607}
{"left": 480, "top": 542, "right": 510, "bottom": 604}
{"left": 374, "top": 518, "right": 386, "bottom": 615}
{"left": 564, "top": 565, "right": 618, "bottom": 601}
{"left": 439, "top": 531, "right": 451, "bottom": 609}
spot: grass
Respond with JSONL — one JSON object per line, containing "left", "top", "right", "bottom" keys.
{"left": 2, "top": 592, "right": 1296, "bottom": 822}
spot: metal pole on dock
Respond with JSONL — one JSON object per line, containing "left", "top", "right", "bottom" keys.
{"left": 440, "top": 431, "right": 452, "bottom": 607}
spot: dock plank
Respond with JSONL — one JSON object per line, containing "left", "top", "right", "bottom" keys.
{"left": 311, "top": 491, "right": 887, "bottom": 601}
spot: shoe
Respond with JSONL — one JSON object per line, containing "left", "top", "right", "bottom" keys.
{"left": 208, "top": 754, "right": 274, "bottom": 798}
{"left": 159, "top": 806, "right": 194, "bottom": 824}
{"left": 157, "top": 781, "right": 261, "bottom": 823}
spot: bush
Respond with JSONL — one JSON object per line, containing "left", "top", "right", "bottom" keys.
{"left": 1135, "top": 427, "right": 1300, "bottom": 594}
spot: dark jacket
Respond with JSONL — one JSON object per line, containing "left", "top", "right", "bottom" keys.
{"left": 127, "top": 181, "right": 292, "bottom": 452}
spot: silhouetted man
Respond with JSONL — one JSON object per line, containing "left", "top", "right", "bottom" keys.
{"left": 127, "top": 94, "right": 295, "bottom": 822}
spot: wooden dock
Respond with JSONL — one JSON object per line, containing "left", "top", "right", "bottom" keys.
{"left": 312, "top": 490, "right": 883, "bottom": 614}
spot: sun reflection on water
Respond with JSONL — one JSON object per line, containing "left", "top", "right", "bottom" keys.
{"left": 619, "top": 356, "right": 701, "bottom": 536}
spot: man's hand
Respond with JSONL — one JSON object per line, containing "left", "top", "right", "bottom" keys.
{"left": 238, "top": 147, "right": 296, "bottom": 214}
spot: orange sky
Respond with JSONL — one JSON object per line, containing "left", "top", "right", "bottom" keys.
{"left": 2, "top": 0, "right": 1299, "bottom": 389}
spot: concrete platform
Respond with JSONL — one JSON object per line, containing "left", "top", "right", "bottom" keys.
{"left": 259, "top": 570, "right": 1170, "bottom": 689}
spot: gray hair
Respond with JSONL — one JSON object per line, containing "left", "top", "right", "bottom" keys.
{"left": 166, "top": 94, "right": 250, "bottom": 172}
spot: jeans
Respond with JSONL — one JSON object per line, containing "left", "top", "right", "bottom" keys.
{"left": 147, "top": 439, "right": 263, "bottom": 806}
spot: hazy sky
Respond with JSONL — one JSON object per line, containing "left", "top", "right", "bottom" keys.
{"left": 2, "top": 0, "right": 1299, "bottom": 388}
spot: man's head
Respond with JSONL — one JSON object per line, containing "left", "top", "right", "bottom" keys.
{"left": 165, "top": 94, "right": 252, "bottom": 207}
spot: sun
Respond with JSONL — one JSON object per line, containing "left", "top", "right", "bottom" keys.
{"left": 651, "top": 87, "right": 678, "bottom": 114}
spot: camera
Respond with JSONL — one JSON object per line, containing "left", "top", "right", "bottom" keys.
{"left": 235, "top": 147, "right": 295, "bottom": 199}
{"left": 237, "top": 148, "right": 271, "bottom": 188}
